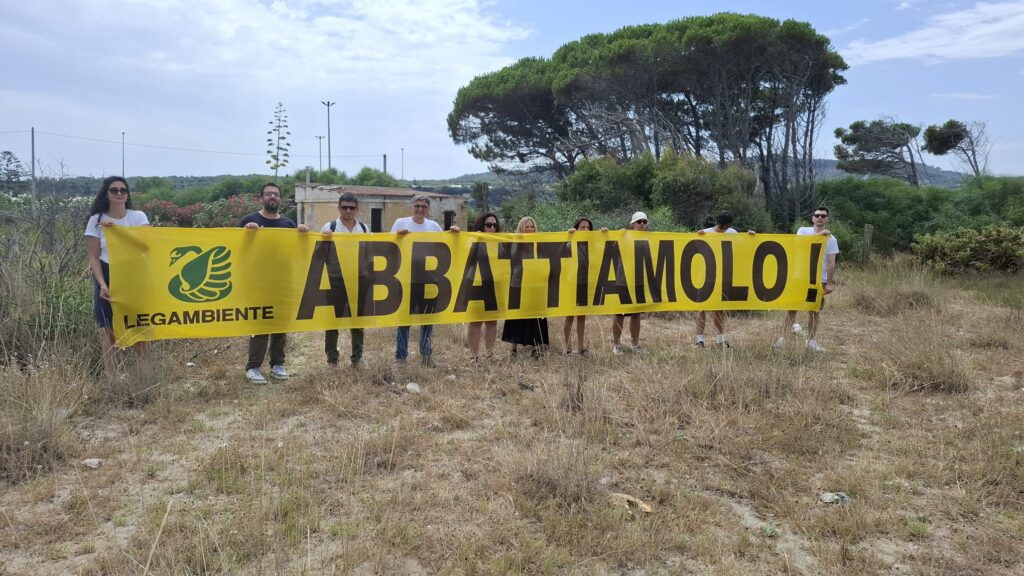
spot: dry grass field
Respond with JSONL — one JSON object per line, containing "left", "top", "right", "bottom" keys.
{"left": 2, "top": 260, "right": 1023, "bottom": 575}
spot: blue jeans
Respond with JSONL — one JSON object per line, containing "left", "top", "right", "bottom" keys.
{"left": 395, "top": 325, "right": 433, "bottom": 361}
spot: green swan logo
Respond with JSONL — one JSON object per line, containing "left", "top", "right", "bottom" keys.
{"left": 167, "top": 246, "right": 233, "bottom": 303}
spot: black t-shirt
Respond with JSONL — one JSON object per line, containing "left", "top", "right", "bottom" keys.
{"left": 239, "top": 212, "right": 297, "bottom": 229}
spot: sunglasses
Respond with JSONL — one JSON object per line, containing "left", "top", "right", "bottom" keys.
{"left": 413, "top": 204, "right": 429, "bottom": 210}
{"left": 812, "top": 214, "right": 828, "bottom": 219}
{"left": 483, "top": 221, "right": 497, "bottom": 228}
{"left": 108, "top": 187, "right": 129, "bottom": 195}
{"left": 339, "top": 205, "right": 358, "bottom": 211}
{"left": 263, "top": 191, "right": 281, "bottom": 197}
{"left": 634, "top": 219, "right": 648, "bottom": 224}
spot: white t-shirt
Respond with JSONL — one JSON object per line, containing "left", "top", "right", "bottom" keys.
{"left": 390, "top": 216, "right": 442, "bottom": 233}
{"left": 702, "top": 226, "right": 737, "bottom": 234}
{"left": 320, "top": 219, "right": 369, "bottom": 234}
{"left": 84, "top": 210, "right": 150, "bottom": 263}
{"left": 797, "top": 227, "right": 840, "bottom": 283}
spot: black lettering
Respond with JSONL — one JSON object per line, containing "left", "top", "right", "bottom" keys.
{"left": 721, "top": 241, "right": 749, "bottom": 302}
{"left": 454, "top": 242, "right": 498, "bottom": 312}
{"left": 634, "top": 240, "right": 676, "bottom": 304}
{"left": 183, "top": 310, "right": 200, "bottom": 324}
{"left": 123, "top": 316, "right": 134, "bottom": 330}
{"left": 575, "top": 241, "right": 589, "bottom": 307}
{"left": 752, "top": 241, "right": 788, "bottom": 302}
{"left": 593, "top": 241, "right": 632, "bottom": 306}
{"left": 151, "top": 312, "right": 165, "bottom": 326}
{"left": 297, "top": 240, "right": 352, "bottom": 320}
{"left": 410, "top": 242, "right": 452, "bottom": 314}
{"left": 536, "top": 242, "right": 571, "bottom": 308}
{"left": 137, "top": 313, "right": 150, "bottom": 327}
{"left": 498, "top": 242, "right": 534, "bottom": 310}
{"left": 202, "top": 309, "right": 215, "bottom": 323}
{"left": 357, "top": 242, "right": 402, "bottom": 317}
{"left": 680, "top": 240, "right": 715, "bottom": 303}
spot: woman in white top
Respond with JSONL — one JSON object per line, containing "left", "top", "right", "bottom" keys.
{"left": 84, "top": 176, "right": 150, "bottom": 375}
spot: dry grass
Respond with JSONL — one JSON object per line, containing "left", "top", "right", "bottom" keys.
{"left": 1, "top": 261, "right": 1023, "bottom": 575}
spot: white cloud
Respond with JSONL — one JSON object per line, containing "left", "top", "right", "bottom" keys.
{"left": 929, "top": 92, "right": 998, "bottom": 100}
{"left": 0, "top": 0, "right": 531, "bottom": 177}
{"left": 823, "top": 18, "right": 870, "bottom": 37}
{"left": 845, "top": 1, "right": 1024, "bottom": 64}
{"left": 896, "top": 1, "right": 913, "bottom": 10}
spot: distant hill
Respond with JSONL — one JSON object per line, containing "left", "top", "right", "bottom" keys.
{"left": 813, "top": 159, "right": 965, "bottom": 188}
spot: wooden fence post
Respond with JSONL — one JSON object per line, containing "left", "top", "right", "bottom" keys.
{"left": 862, "top": 224, "right": 874, "bottom": 262}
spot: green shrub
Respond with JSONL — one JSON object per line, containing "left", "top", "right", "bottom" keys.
{"left": 914, "top": 224, "right": 1024, "bottom": 273}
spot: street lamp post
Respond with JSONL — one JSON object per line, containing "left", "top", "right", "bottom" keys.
{"left": 315, "top": 135, "right": 325, "bottom": 172}
{"left": 321, "top": 101, "right": 335, "bottom": 171}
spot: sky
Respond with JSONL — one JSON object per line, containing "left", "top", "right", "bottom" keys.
{"left": 1, "top": 0, "right": 1023, "bottom": 180}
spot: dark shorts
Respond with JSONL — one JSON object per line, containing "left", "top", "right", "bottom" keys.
{"left": 93, "top": 260, "right": 113, "bottom": 328}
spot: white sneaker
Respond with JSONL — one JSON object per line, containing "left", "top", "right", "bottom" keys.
{"left": 270, "top": 365, "right": 290, "bottom": 380}
{"left": 630, "top": 344, "right": 645, "bottom": 354}
{"left": 245, "top": 368, "right": 267, "bottom": 384}
{"left": 806, "top": 339, "right": 825, "bottom": 353}
{"left": 772, "top": 336, "right": 786, "bottom": 349}
{"left": 791, "top": 323, "right": 803, "bottom": 335}
{"left": 612, "top": 344, "right": 624, "bottom": 355}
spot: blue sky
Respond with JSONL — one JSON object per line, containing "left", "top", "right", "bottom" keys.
{"left": 1, "top": 0, "right": 1022, "bottom": 180}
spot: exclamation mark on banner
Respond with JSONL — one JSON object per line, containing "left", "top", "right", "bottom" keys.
{"left": 806, "top": 243, "right": 822, "bottom": 302}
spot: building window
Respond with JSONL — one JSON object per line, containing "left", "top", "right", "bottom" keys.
{"left": 443, "top": 210, "right": 455, "bottom": 230}
{"left": 371, "top": 208, "right": 383, "bottom": 233}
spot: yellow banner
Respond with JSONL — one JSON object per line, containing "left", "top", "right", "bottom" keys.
{"left": 107, "top": 227, "right": 828, "bottom": 345}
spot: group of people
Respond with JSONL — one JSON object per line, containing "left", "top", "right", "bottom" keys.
{"left": 84, "top": 177, "right": 839, "bottom": 383}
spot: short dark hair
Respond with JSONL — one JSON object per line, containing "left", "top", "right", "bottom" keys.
{"left": 259, "top": 182, "right": 280, "bottom": 196}
{"left": 338, "top": 192, "right": 358, "bottom": 206}
{"left": 813, "top": 206, "right": 829, "bottom": 216}
{"left": 474, "top": 212, "right": 500, "bottom": 232}
{"left": 715, "top": 210, "right": 734, "bottom": 227}
{"left": 573, "top": 217, "right": 594, "bottom": 230}
{"left": 88, "top": 176, "right": 132, "bottom": 218}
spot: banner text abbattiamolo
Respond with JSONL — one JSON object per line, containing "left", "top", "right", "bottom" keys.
{"left": 107, "top": 227, "right": 828, "bottom": 345}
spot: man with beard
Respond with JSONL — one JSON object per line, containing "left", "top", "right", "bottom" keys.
{"left": 240, "top": 182, "right": 309, "bottom": 384}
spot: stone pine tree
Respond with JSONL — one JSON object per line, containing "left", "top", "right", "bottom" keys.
{"left": 923, "top": 119, "right": 989, "bottom": 178}
{"left": 266, "top": 102, "right": 291, "bottom": 179}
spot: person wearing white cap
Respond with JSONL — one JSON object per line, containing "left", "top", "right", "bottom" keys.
{"left": 611, "top": 211, "right": 649, "bottom": 355}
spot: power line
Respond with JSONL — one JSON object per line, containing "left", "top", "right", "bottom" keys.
{"left": 18, "top": 129, "right": 379, "bottom": 160}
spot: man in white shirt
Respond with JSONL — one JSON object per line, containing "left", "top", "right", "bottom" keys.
{"left": 321, "top": 192, "right": 369, "bottom": 366}
{"left": 391, "top": 194, "right": 460, "bottom": 365}
{"left": 777, "top": 207, "right": 840, "bottom": 353}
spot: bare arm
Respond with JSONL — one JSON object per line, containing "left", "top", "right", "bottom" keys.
{"left": 824, "top": 253, "right": 837, "bottom": 294}
{"left": 86, "top": 236, "right": 109, "bottom": 301}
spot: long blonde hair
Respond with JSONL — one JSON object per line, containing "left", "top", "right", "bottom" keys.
{"left": 515, "top": 216, "right": 538, "bottom": 233}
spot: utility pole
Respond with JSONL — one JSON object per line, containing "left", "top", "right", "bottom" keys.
{"left": 383, "top": 154, "right": 387, "bottom": 176}
{"left": 321, "top": 101, "right": 335, "bottom": 171}
{"left": 121, "top": 131, "right": 126, "bottom": 176}
{"left": 401, "top": 147, "right": 404, "bottom": 181}
{"left": 30, "top": 126, "right": 37, "bottom": 202}
{"left": 315, "top": 135, "right": 324, "bottom": 172}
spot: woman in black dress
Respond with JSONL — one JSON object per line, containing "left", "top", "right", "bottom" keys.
{"left": 501, "top": 217, "right": 549, "bottom": 358}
